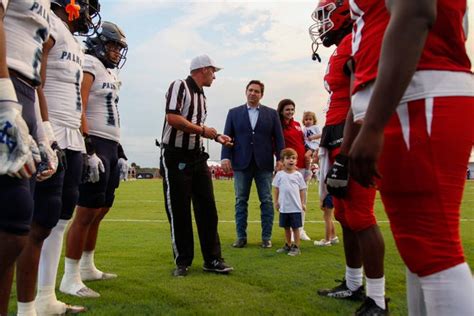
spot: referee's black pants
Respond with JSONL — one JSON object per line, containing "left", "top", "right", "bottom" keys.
{"left": 160, "top": 148, "right": 222, "bottom": 267}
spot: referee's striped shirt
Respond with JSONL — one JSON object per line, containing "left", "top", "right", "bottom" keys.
{"left": 161, "top": 76, "right": 207, "bottom": 150}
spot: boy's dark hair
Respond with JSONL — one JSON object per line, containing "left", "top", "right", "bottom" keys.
{"left": 280, "top": 147, "right": 298, "bottom": 160}
{"left": 246, "top": 80, "right": 265, "bottom": 95}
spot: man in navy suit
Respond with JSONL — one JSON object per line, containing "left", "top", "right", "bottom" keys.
{"left": 221, "top": 80, "right": 284, "bottom": 248}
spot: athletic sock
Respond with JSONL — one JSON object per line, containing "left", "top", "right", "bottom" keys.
{"left": 80, "top": 250, "right": 97, "bottom": 271}
{"left": 64, "top": 257, "right": 81, "bottom": 280}
{"left": 17, "top": 301, "right": 36, "bottom": 316}
{"left": 420, "top": 262, "right": 474, "bottom": 315}
{"left": 38, "top": 219, "right": 68, "bottom": 288}
{"left": 80, "top": 250, "right": 103, "bottom": 278}
{"left": 345, "top": 266, "right": 363, "bottom": 291}
{"left": 366, "top": 276, "right": 386, "bottom": 310}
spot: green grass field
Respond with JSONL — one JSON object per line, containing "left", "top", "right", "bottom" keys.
{"left": 9, "top": 180, "right": 474, "bottom": 315}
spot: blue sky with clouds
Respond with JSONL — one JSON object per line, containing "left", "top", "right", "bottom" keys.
{"left": 96, "top": 0, "right": 474, "bottom": 167}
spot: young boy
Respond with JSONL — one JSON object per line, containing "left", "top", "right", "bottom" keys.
{"left": 273, "top": 148, "right": 307, "bottom": 256}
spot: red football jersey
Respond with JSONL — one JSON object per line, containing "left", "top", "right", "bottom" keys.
{"left": 350, "top": 0, "right": 471, "bottom": 94}
{"left": 418, "top": 0, "right": 471, "bottom": 72}
{"left": 324, "top": 33, "right": 352, "bottom": 126}
{"left": 350, "top": 0, "right": 389, "bottom": 94}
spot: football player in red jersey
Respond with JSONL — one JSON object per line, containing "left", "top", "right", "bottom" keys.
{"left": 310, "top": 1, "right": 388, "bottom": 315}
{"left": 349, "top": 0, "right": 474, "bottom": 314}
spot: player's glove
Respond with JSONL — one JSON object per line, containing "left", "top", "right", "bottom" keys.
{"left": 85, "top": 153, "right": 105, "bottom": 183}
{"left": 0, "top": 79, "right": 36, "bottom": 178}
{"left": 42, "top": 121, "right": 66, "bottom": 172}
{"left": 118, "top": 157, "right": 127, "bottom": 172}
{"left": 8, "top": 135, "right": 41, "bottom": 179}
{"left": 325, "top": 154, "right": 349, "bottom": 198}
{"left": 36, "top": 142, "right": 58, "bottom": 182}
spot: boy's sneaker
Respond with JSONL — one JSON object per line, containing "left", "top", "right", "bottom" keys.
{"left": 276, "top": 244, "right": 291, "bottom": 253}
{"left": 203, "top": 259, "right": 233, "bottom": 274}
{"left": 330, "top": 236, "right": 339, "bottom": 244}
{"left": 317, "top": 279, "right": 365, "bottom": 301}
{"left": 355, "top": 297, "right": 389, "bottom": 316}
{"left": 300, "top": 230, "right": 311, "bottom": 241}
{"left": 314, "top": 239, "right": 332, "bottom": 247}
{"left": 287, "top": 245, "right": 301, "bottom": 256}
{"left": 261, "top": 240, "right": 272, "bottom": 248}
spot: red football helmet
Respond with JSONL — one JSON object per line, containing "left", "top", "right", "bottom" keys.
{"left": 309, "top": 0, "right": 352, "bottom": 60}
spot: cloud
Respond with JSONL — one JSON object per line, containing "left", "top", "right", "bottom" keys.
{"left": 107, "top": 0, "right": 474, "bottom": 166}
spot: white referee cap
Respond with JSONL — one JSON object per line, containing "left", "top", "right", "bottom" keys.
{"left": 190, "top": 54, "right": 222, "bottom": 72}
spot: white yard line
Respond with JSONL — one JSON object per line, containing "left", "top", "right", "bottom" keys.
{"left": 104, "top": 219, "right": 474, "bottom": 223}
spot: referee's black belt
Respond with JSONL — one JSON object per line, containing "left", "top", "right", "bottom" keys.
{"left": 162, "top": 144, "right": 204, "bottom": 155}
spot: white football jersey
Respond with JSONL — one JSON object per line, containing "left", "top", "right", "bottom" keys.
{"left": 43, "top": 12, "right": 85, "bottom": 152}
{"left": 83, "top": 54, "right": 121, "bottom": 143}
{"left": 4, "top": 0, "right": 51, "bottom": 86}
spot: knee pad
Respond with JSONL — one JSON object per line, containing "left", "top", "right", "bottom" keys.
{"left": 333, "top": 197, "right": 348, "bottom": 228}
{"left": 344, "top": 180, "right": 377, "bottom": 232}
{"left": 34, "top": 170, "right": 65, "bottom": 229}
{"left": 60, "top": 185, "right": 80, "bottom": 220}
{"left": 0, "top": 175, "right": 33, "bottom": 235}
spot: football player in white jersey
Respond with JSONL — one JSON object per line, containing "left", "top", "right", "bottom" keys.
{"left": 10, "top": 1, "right": 101, "bottom": 315}
{"left": 0, "top": 0, "right": 55, "bottom": 314}
{"left": 60, "top": 20, "right": 127, "bottom": 298}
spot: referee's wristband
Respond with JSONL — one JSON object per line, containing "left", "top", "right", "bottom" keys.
{"left": 214, "top": 134, "right": 221, "bottom": 142}
{"left": 201, "top": 126, "right": 206, "bottom": 136}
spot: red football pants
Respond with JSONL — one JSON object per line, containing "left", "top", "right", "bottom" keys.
{"left": 378, "top": 96, "right": 473, "bottom": 276}
{"left": 330, "top": 148, "right": 378, "bottom": 232}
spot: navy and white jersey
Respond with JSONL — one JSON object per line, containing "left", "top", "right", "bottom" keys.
{"left": 83, "top": 54, "right": 121, "bottom": 143}
{"left": 43, "top": 12, "right": 85, "bottom": 152}
{"left": 4, "top": 0, "right": 51, "bottom": 86}
{"left": 161, "top": 76, "right": 207, "bottom": 150}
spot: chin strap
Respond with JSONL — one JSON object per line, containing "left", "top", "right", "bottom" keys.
{"left": 311, "top": 42, "right": 322, "bottom": 63}
{"left": 66, "top": 0, "right": 80, "bottom": 21}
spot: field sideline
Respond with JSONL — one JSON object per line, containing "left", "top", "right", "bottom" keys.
{"left": 10, "top": 180, "right": 474, "bottom": 315}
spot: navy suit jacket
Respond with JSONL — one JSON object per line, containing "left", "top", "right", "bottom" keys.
{"left": 221, "top": 104, "right": 284, "bottom": 172}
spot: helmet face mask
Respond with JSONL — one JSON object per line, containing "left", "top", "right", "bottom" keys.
{"left": 309, "top": 0, "right": 351, "bottom": 57}
{"left": 85, "top": 21, "right": 128, "bottom": 69}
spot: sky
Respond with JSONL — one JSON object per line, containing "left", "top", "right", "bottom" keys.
{"left": 96, "top": 0, "right": 474, "bottom": 167}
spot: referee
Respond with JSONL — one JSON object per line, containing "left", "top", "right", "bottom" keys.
{"left": 160, "top": 54, "right": 233, "bottom": 277}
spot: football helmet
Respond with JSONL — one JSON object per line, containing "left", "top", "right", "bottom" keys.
{"left": 51, "top": 0, "right": 101, "bottom": 35}
{"left": 85, "top": 21, "right": 128, "bottom": 69}
{"left": 309, "top": 0, "right": 352, "bottom": 61}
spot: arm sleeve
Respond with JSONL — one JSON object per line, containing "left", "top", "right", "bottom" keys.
{"left": 165, "top": 80, "right": 185, "bottom": 114}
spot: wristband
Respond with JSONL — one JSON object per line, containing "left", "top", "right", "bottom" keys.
{"left": 214, "top": 134, "right": 221, "bottom": 142}
{"left": 201, "top": 126, "right": 205, "bottom": 136}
